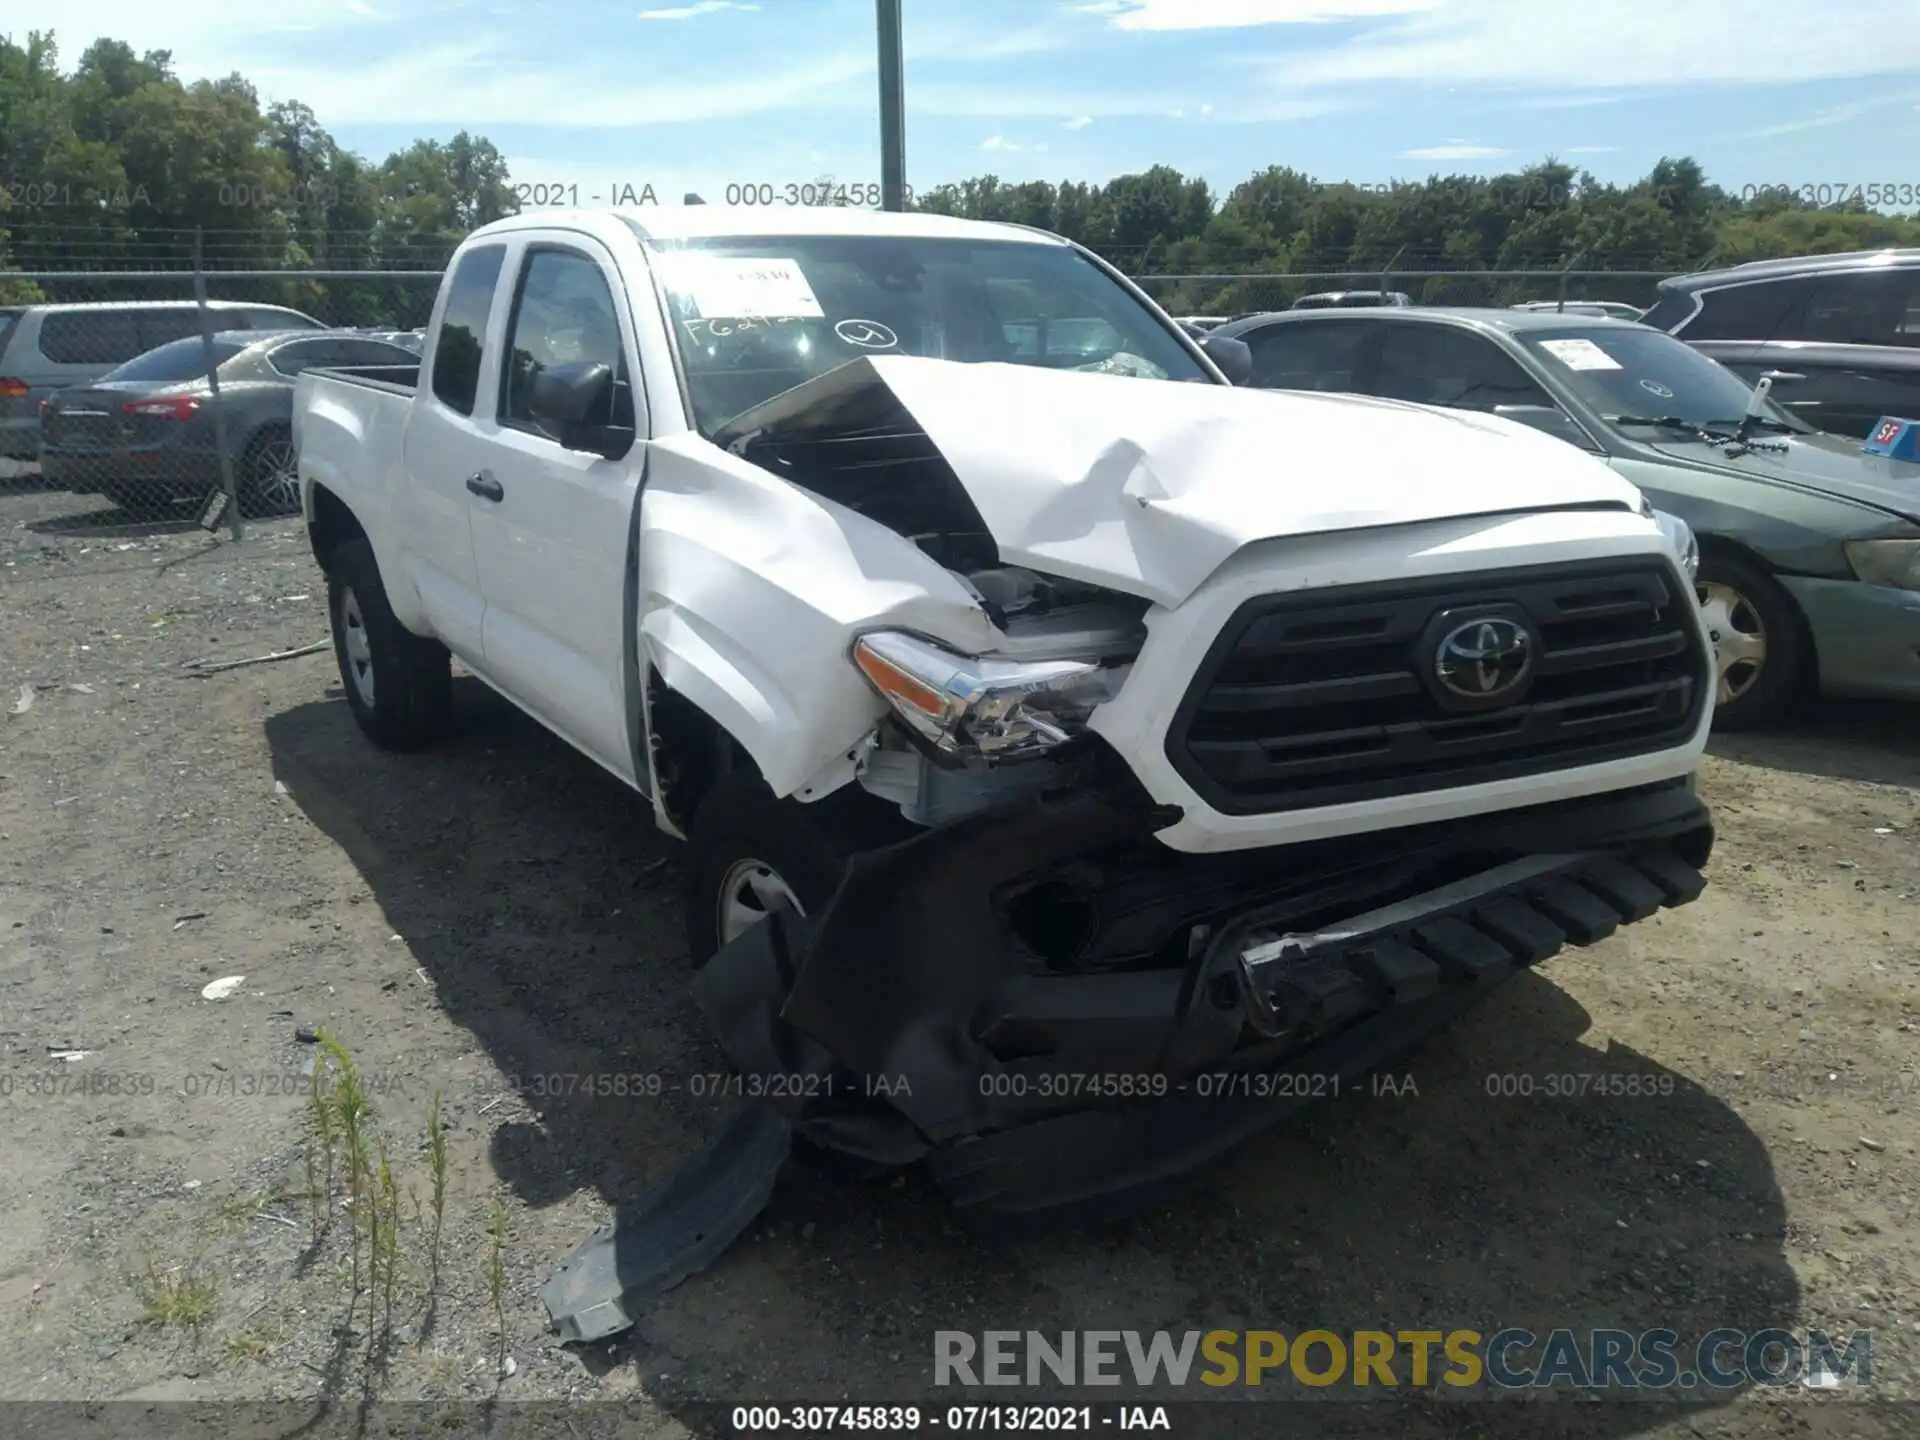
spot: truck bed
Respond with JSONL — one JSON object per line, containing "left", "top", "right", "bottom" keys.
{"left": 309, "top": 362, "right": 419, "bottom": 395}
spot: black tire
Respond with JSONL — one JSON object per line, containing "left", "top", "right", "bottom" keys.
{"left": 237, "top": 424, "right": 300, "bottom": 518}
{"left": 1695, "top": 547, "right": 1810, "bottom": 731}
{"left": 683, "top": 770, "right": 912, "bottom": 965}
{"left": 325, "top": 537, "right": 454, "bottom": 750}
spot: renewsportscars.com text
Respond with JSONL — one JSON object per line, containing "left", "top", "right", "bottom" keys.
{"left": 933, "top": 1328, "right": 1870, "bottom": 1391}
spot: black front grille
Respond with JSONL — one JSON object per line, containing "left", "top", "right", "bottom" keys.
{"left": 1166, "top": 559, "right": 1708, "bottom": 815}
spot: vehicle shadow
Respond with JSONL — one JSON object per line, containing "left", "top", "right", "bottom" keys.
{"left": 264, "top": 681, "right": 1797, "bottom": 1436}
{"left": 27, "top": 502, "right": 203, "bottom": 539}
{"left": 0, "top": 458, "right": 50, "bottom": 494}
{"left": 1709, "top": 697, "right": 1920, "bottom": 787}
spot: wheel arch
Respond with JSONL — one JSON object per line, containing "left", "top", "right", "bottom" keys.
{"left": 307, "top": 481, "right": 368, "bottom": 574}
{"left": 1694, "top": 533, "right": 1822, "bottom": 695}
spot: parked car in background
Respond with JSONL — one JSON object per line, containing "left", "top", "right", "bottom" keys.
{"left": 1211, "top": 306, "right": 1920, "bottom": 728}
{"left": 39, "top": 329, "right": 418, "bottom": 517}
{"left": 1642, "top": 250, "right": 1920, "bottom": 439}
{"left": 1174, "top": 315, "right": 1231, "bottom": 333}
{"left": 1512, "top": 300, "right": 1646, "bottom": 322}
{"left": 1292, "top": 290, "right": 1412, "bottom": 310}
{"left": 0, "top": 300, "right": 322, "bottom": 460}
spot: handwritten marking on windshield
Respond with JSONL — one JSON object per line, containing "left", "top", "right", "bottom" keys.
{"left": 834, "top": 319, "right": 898, "bottom": 349}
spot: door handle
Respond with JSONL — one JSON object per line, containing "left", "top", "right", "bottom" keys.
{"left": 466, "top": 472, "right": 504, "bottom": 502}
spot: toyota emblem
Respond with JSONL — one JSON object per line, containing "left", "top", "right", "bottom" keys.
{"left": 1434, "top": 617, "right": 1533, "bottom": 702}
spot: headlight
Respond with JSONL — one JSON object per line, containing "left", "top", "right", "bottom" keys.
{"left": 1844, "top": 538, "right": 1920, "bottom": 591}
{"left": 1652, "top": 509, "right": 1699, "bottom": 582}
{"left": 851, "top": 630, "right": 1129, "bottom": 763}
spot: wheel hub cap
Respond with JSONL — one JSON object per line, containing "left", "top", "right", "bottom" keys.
{"left": 1696, "top": 581, "right": 1766, "bottom": 705}
{"left": 717, "top": 859, "right": 803, "bottom": 945}
{"left": 339, "top": 586, "right": 375, "bottom": 707}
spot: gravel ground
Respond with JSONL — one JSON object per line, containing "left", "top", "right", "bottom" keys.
{"left": 2, "top": 467, "right": 1918, "bottom": 1439}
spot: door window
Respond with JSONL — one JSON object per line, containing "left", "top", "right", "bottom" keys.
{"left": 431, "top": 244, "right": 507, "bottom": 416}
{"left": 498, "top": 247, "right": 631, "bottom": 434}
{"left": 1797, "top": 269, "right": 1920, "bottom": 346}
{"left": 1371, "top": 324, "right": 1552, "bottom": 410}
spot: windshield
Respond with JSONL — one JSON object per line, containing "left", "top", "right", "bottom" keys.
{"left": 645, "top": 234, "right": 1210, "bottom": 438}
{"left": 0, "top": 309, "right": 19, "bottom": 348}
{"left": 101, "top": 337, "right": 248, "bottom": 383}
{"left": 1519, "top": 325, "right": 1809, "bottom": 434}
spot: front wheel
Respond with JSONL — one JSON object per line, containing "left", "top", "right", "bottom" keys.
{"left": 1695, "top": 549, "right": 1809, "bottom": 731}
{"left": 683, "top": 771, "right": 917, "bottom": 964}
{"left": 326, "top": 538, "right": 454, "bottom": 750}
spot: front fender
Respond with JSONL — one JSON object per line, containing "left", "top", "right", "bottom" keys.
{"left": 638, "top": 436, "right": 999, "bottom": 800}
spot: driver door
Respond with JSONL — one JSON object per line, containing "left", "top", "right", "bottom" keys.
{"left": 468, "top": 234, "right": 649, "bottom": 784}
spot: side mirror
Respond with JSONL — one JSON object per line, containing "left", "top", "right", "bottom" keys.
{"left": 1199, "top": 333, "right": 1253, "bottom": 385}
{"left": 527, "top": 361, "right": 628, "bottom": 457}
{"left": 1493, "top": 404, "right": 1601, "bottom": 451}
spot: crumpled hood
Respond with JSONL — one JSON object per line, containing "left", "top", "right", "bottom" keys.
{"left": 716, "top": 354, "right": 1645, "bottom": 607}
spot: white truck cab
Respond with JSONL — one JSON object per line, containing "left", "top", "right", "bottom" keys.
{"left": 295, "top": 206, "right": 1715, "bottom": 1269}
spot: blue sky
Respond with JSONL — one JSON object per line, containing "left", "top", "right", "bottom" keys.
{"left": 47, "top": 0, "right": 1920, "bottom": 209}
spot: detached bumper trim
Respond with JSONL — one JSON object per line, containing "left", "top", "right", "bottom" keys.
{"left": 1225, "top": 845, "right": 1704, "bottom": 1042}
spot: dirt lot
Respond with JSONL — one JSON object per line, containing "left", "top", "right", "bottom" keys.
{"left": 3, "top": 469, "right": 1918, "bottom": 1438}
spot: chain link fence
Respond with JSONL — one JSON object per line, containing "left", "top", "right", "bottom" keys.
{"left": 2, "top": 254, "right": 1681, "bottom": 545}
{"left": 0, "top": 261, "right": 442, "bottom": 539}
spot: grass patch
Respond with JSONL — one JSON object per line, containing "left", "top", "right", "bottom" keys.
{"left": 131, "top": 1257, "right": 218, "bottom": 1329}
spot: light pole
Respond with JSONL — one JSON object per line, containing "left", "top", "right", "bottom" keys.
{"left": 877, "top": 0, "right": 905, "bottom": 210}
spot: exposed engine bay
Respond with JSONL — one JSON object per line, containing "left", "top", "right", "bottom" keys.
{"left": 722, "top": 367, "right": 1155, "bottom": 828}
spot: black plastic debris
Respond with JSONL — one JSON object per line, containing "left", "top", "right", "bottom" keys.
{"left": 538, "top": 1101, "right": 793, "bottom": 1344}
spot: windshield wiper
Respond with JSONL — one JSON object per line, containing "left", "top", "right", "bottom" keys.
{"left": 1703, "top": 415, "right": 1796, "bottom": 435}
{"left": 1606, "top": 414, "right": 1737, "bottom": 442}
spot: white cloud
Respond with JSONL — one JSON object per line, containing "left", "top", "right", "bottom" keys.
{"left": 1257, "top": 0, "right": 1920, "bottom": 87}
{"left": 637, "top": 1, "right": 758, "bottom": 18}
{"left": 1744, "top": 88, "right": 1920, "bottom": 138}
{"left": 1399, "top": 143, "right": 1509, "bottom": 158}
{"left": 244, "top": 41, "right": 871, "bottom": 126}
{"left": 1083, "top": 0, "right": 1442, "bottom": 28}
{"left": 910, "top": 83, "right": 1335, "bottom": 122}
{"left": 982, "top": 135, "right": 1023, "bottom": 151}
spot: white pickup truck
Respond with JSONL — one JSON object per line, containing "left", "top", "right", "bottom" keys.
{"left": 294, "top": 204, "right": 1715, "bottom": 1260}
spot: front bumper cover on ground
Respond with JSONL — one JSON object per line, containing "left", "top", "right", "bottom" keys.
{"left": 542, "top": 778, "right": 1711, "bottom": 1343}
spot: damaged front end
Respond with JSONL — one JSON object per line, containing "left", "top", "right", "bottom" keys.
{"left": 694, "top": 770, "right": 1711, "bottom": 1210}
{"left": 544, "top": 764, "right": 1710, "bottom": 1341}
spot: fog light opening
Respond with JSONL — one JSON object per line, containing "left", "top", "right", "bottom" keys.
{"left": 1005, "top": 880, "right": 1100, "bottom": 969}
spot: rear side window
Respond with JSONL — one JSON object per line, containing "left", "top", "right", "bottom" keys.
{"left": 432, "top": 244, "right": 507, "bottom": 415}
{"left": 1243, "top": 320, "right": 1370, "bottom": 390}
{"left": 246, "top": 307, "right": 322, "bottom": 330}
{"left": 1682, "top": 279, "right": 1816, "bottom": 341}
{"left": 101, "top": 337, "right": 248, "bottom": 383}
{"left": 136, "top": 308, "right": 207, "bottom": 349}
{"left": 36, "top": 311, "right": 143, "bottom": 365}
